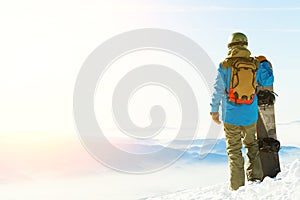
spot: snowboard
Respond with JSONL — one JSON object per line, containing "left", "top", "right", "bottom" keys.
{"left": 256, "top": 84, "right": 281, "bottom": 180}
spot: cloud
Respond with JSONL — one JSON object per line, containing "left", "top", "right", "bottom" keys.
{"left": 277, "top": 120, "right": 300, "bottom": 126}
{"left": 103, "top": 3, "right": 300, "bottom": 14}
{"left": 138, "top": 6, "right": 300, "bottom": 13}
{"left": 198, "top": 6, "right": 300, "bottom": 12}
{"left": 216, "top": 28, "right": 300, "bottom": 33}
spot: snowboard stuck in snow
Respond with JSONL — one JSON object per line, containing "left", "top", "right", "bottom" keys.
{"left": 256, "top": 58, "right": 281, "bottom": 180}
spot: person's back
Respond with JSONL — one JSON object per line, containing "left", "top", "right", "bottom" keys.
{"left": 220, "top": 45, "right": 259, "bottom": 126}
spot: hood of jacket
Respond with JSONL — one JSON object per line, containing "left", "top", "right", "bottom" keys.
{"left": 227, "top": 46, "right": 251, "bottom": 58}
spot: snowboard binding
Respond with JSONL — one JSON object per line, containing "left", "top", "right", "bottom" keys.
{"left": 257, "top": 89, "right": 278, "bottom": 106}
{"left": 258, "top": 138, "right": 280, "bottom": 153}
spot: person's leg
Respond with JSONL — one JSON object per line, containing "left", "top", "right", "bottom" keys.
{"left": 224, "top": 122, "right": 245, "bottom": 190}
{"left": 241, "top": 122, "right": 263, "bottom": 181}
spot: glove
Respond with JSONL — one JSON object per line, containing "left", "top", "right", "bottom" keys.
{"left": 210, "top": 112, "right": 221, "bottom": 124}
{"left": 255, "top": 55, "right": 267, "bottom": 62}
{"left": 255, "top": 55, "right": 272, "bottom": 68}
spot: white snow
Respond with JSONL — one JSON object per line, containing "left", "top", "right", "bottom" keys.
{"left": 145, "top": 159, "right": 300, "bottom": 200}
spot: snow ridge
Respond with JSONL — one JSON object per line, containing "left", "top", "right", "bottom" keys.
{"left": 145, "top": 159, "right": 300, "bottom": 200}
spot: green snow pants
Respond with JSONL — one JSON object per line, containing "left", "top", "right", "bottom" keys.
{"left": 224, "top": 122, "right": 263, "bottom": 190}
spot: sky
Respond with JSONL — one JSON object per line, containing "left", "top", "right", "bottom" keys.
{"left": 0, "top": 0, "right": 300, "bottom": 144}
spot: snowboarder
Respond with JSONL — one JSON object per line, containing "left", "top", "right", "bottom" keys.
{"left": 210, "top": 32, "right": 274, "bottom": 190}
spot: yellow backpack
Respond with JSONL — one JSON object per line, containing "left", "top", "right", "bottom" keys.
{"left": 223, "top": 57, "right": 258, "bottom": 104}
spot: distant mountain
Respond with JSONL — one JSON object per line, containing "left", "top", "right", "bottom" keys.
{"left": 120, "top": 138, "right": 300, "bottom": 165}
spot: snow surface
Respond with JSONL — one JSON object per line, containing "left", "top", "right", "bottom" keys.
{"left": 144, "top": 159, "right": 300, "bottom": 200}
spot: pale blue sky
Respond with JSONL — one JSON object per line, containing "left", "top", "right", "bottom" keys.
{"left": 0, "top": 0, "right": 299, "bottom": 145}
{"left": 132, "top": 0, "right": 300, "bottom": 124}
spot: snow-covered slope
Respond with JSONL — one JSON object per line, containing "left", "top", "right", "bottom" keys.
{"left": 145, "top": 159, "right": 300, "bottom": 200}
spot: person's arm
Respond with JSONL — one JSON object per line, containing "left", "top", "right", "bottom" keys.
{"left": 210, "top": 64, "right": 226, "bottom": 124}
{"left": 255, "top": 56, "right": 274, "bottom": 86}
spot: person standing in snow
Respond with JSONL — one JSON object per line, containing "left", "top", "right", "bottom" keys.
{"left": 210, "top": 32, "right": 274, "bottom": 190}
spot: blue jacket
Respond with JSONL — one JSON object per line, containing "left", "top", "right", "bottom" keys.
{"left": 210, "top": 48, "right": 274, "bottom": 126}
